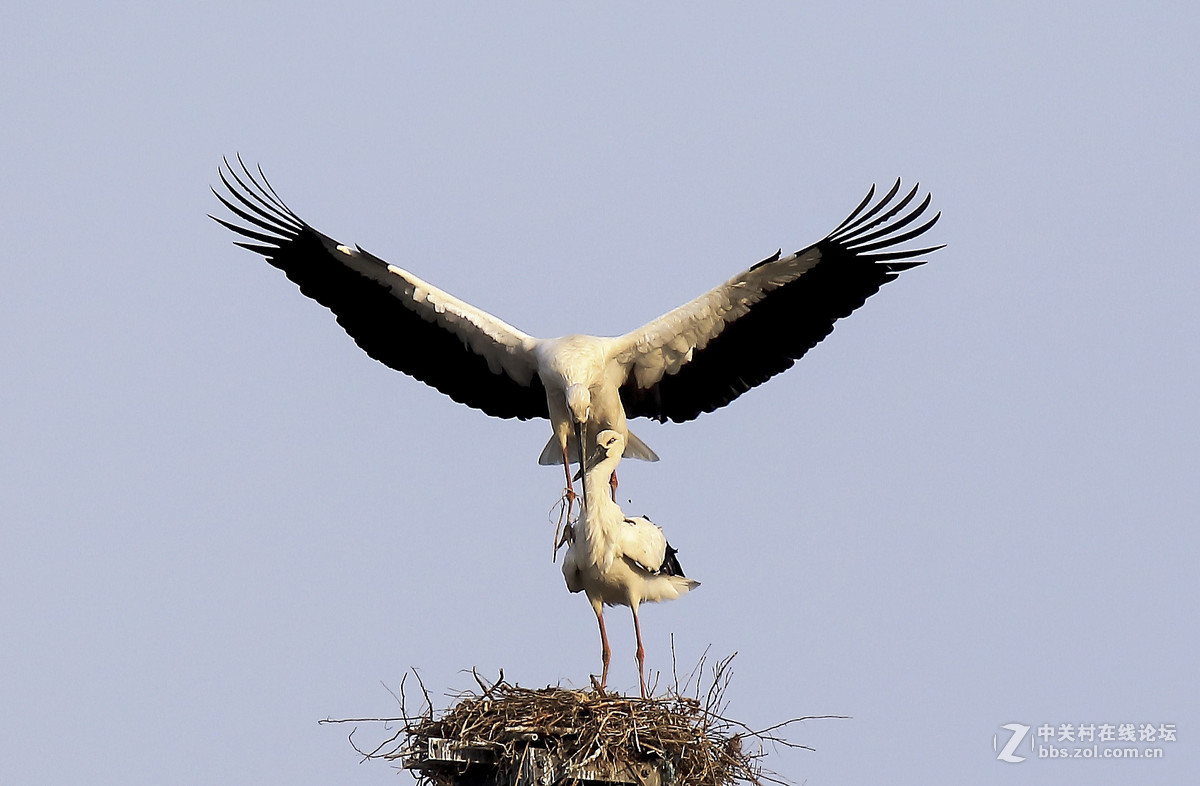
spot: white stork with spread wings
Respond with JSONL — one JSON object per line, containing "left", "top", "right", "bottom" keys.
{"left": 212, "top": 158, "right": 942, "bottom": 504}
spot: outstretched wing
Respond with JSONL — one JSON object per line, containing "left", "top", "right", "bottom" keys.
{"left": 615, "top": 179, "right": 942, "bottom": 423}
{"left": 211, "top": 158, "right": 548, "bottom": 421}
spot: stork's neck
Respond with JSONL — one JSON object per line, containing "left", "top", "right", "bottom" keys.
{"left": 579, "top": 451, "right": 622, "bottom": 568}
{"left": 581, "top": 451, "right": 621, "bottom": 517}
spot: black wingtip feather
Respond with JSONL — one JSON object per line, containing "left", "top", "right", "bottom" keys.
{"left": 842, "top": 190, "right": 930, "bottom": 249}
{"left": 871, "top": 243, "right": 945, "bottom": 263}
{"left": 829, "top": 182, "right": 878, "bottom": 236}
{"left": 233, "top": 241, "right": 287, "bottom": 255}
{"left": 850, "top": 211, "right": 942, "bottom": 257}
{"left": 822, "top": 181, "right": 943, "bottom": 266}
{"left": 210, "top": 214, "right": 284, "bottom": 247}
{"left": 837, "top": 178, "right": 905, "bottom": 238}
{"left": 217, "top": 161, "right": 303, "bottom": 234}
{"left": 210, "top": 190, "right": 295, "bottom": 244}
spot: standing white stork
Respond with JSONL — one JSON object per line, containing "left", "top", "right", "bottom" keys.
{"left": 561, "top": 429, "right": 698, "bottom": 698}
{"left": 212, "top": 158, "right": 942, "bottom": 505}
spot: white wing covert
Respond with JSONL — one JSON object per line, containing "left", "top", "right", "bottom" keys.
{"left": 616, "top": 516, "right": 669, "bottom": 574}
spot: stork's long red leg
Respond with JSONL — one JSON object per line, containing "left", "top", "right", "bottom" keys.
{"left": 632, "top": 603, "right": 647, "bottom": 699}
{"left": 593, "top": 599, "right": 611, "bottom": 691}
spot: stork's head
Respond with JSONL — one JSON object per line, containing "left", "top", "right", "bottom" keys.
{"left": 595, "top": 429, "right": 626, "bottom": 462}
{"left": 565, "top": 383, "right": 591, "bottom": 425}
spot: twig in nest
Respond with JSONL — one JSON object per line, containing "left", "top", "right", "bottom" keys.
{"left": 470, "top": 667, "right": 505, "bottom": 698}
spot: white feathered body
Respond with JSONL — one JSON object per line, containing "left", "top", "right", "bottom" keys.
{"left": 534, "top": 334, "right": 658, "bottom": 466}
{"left": 561, "top": 443, "right": 698, "bottom": 609}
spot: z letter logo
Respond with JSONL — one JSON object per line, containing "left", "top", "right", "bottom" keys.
{"left": 994, "top": 723, "right": 1030, "bottom": 763}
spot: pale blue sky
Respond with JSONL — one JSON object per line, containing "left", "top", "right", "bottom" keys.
{"left": 2, "top": 3, "right": 1197, "bottom": 784}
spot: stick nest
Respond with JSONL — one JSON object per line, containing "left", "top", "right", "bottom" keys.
{"left": 324, "top": 655, "right": 823, "bottom": 786}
